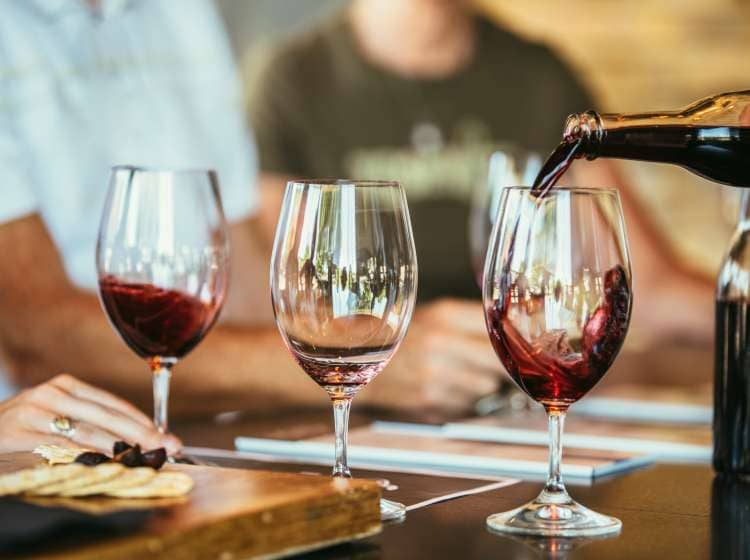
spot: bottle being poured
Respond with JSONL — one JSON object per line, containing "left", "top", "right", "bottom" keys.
{"left": 532, "top": 90, "right": 750, "bottom": 198}
{"left": 532, "top": 90, "right": 750, "bottom": 478}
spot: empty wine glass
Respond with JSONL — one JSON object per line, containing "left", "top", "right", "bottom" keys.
{"left": 271, "top": 180, "right": 418, "bottom": 522}
{"left": 96, "top": 166, "right": 229, "bottom": 437}
{"left": 483, "top": 186, "right": 632, "bottom": 536}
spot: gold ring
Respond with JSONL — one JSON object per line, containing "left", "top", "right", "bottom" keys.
{"left": 50, "top": 416, "right": 76, "bottom": 439}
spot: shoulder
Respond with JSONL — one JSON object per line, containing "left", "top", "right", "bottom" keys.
{"left": 243, "top": 14, "right": 344, "bottom": 96}
{"left": 477, "top": 15, "right": 594, "bottom": 104}
{"left": 478, "top": 16, "right": 576, "bottom": 72}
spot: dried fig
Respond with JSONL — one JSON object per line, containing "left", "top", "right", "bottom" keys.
{"left": 74, "top": 452, "right": 111, "bottom": 466}
{"left": 114, "top": 444, "right": 143, "bottom": 467}
{"left": 141, "top": 448, "right": 167, "bottom": 470}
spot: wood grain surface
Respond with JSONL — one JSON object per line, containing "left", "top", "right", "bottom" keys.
{"left": 0, "top": 453, "right": 381, "bottom": 560}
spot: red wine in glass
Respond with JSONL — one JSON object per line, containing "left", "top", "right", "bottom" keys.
{"left": 99, "top": 276, "right": 223, "bottom": 361}
{"left": 487, "top": 265, "right": 630, "bottom": 410}
{"left": 97, "top": 166, "right": 229, "bottom": 436}
{"left": 483, "top": 186, "right": 632, "bottom": 537}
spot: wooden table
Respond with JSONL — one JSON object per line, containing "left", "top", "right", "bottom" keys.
{"left": 169, "top": 342, "right": 729, "bottom": 560}
{"left": 172, "top": 425, "right": 724, "bottom": 559}
{"left": 8, "top": 343, "right": 733, "bottom": 559}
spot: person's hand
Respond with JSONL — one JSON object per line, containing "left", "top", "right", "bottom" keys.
{"left": 0, "top": 373, "right": 181, "bottom": 454}
{"left": 360, "top": 298, "right": 503, "bottom": 416}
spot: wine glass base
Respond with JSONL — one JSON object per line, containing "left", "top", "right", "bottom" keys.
{"left": 380, "top": 498, "right": 406, "bottom": 522}
{"left": 486, "top": 497, "right": 621, "bottom": 538}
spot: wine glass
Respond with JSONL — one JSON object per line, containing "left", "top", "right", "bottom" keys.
{"left": 483, "top": 186, "right": 632, "bottom": 536}
{"left": 96, "top": 166, "right": 229, "bottom": 437}
{"left": 271, "top": 180, "right": 418, "bottom": 522}
{"left": 469, "top": 147, "right": 541, "bottom": 416}
{"left": 469, "top": 147, "right": 542, "bottom": 285}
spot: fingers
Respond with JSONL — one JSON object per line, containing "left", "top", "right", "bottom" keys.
{"left": 27, "top": 384, "right": 162, "bottom": 450}
{"left": 66, "top": 422, "right": 131, "bottom": 454}
{"left": 25, "top": 381, "right": 181, "bottom": 454}
{"left": 50, "top": 373, "right": 153, "bottom": 428}
{"left": 424, "top": 332, "right": 502, "bottom": 378}
{"left": 375, "top": 350, "right": 500, "bottom": 415}
{"left": 50, "top": 374, "right": 182, "bottom": 452}
{"left": 419, "top": 298, "right": 488, "bottom": 337}
{"left": 15, "top": 403, "right": 180, "bottom": 455}
{"left": 12, "top": 403, "right": 117, "bottom": 453}
{"left": 442, "top": 368, "right": 500, "bottom": 400}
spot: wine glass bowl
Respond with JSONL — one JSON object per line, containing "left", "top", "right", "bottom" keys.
{"left": 96, "top": 167, "right": 229, "bottom": 435}
{"left": 483, "top": 186, "right": 632, "bottom": 537}
{"left": 271, "top": 179, "right": 417, "bottom": 520}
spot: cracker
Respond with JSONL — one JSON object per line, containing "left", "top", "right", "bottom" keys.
{"left": 107, "top": 471, "right": 194, "bottom": 498}
{"left": 0, "top": 464, "right": 86, "bottom": 496}
{"left": 62, "top": 467, "right": 157, "bottom": 497}
{"left": 33, "top": 444, "right": 90, "bottom": 465}
{"left": 30, "top": 463, "right": 125, "bottom": 496}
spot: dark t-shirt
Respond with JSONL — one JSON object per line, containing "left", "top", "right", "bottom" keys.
{"left": 247, "top": 13, "right": 595, "bottom": 302}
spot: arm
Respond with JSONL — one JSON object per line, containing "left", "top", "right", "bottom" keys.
{"left": 0, "top": 214, "right": 322, "bottom": 416}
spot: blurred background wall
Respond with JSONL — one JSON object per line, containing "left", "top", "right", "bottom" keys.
{"left": 216, "top": 0, "right": 750, "bottom": 279}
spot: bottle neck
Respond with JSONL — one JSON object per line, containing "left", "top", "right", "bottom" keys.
{"left": 563, "top": 92, "right": 750, "bottom": 188}
{"left": 563, "top": 111, "right": 603, "bottom": 156}
{"left": 565, "top": 110, "right": 687, "bottom": 153}
{"left": 564, "top": 110, "right": 703, "bottom": 165}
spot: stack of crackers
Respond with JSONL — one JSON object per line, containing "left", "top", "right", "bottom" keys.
{"left": 0, "top": 444, "right": 193, "bottom": 499}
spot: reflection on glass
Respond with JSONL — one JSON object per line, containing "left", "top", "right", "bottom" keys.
{"left": 469, "top": 146, "right": 542, "bottom": 285}
{"left": 483, "top": 187, "right": 632, "bottom": 537}
{"left": 96, "top": 167, "right": 229, "bottom": 436}
{"left": 271, "top": 180, "right": 418, "bottom": 521}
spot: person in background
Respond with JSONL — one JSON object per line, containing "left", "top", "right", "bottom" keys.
{"left": 0, "top": 373, "right": 177, "bottom": 454}
{"left": 0, "top": 0, "right": 490, "bottom": 419}
{"left": 244, "top": 0, "right": 713, "bottom": 359}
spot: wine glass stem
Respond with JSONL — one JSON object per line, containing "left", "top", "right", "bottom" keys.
{"left": 151, "top": 361, "right": 173, "bottom": 435}
{"left": 332, "top": 398, "right": 352, "bottom": 478}
{"left": 543, "top": 409, "right": 568, "bottom": 499}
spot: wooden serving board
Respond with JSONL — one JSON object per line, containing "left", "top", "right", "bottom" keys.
{"left": 0, "top": 453, "right": 381, "bottom": 560}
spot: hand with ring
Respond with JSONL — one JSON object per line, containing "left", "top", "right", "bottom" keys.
{"left": 0, "top": 373, "right": 181, "bottom": 454}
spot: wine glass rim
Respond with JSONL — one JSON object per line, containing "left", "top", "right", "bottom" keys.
{"left": 287, "top": 178, "right": 400, "bottom": 188}
{"left": 110, "top": 165, "right": 218, "bottom": 176}
{"left": 506, "top": 185, "right": 619, "bottom": 195}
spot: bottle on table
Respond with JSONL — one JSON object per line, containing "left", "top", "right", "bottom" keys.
{"left": 715, "top": 191, "right": 750, "bottom": 475}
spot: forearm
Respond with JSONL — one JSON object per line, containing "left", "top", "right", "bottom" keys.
{"left": 2, "top": 289, "right": 323, "bottom": 416}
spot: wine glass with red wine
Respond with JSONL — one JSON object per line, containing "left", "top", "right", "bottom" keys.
{"left": 483, "top": 186, "right": 632, "bottom": 537}
{"left": 271, "top": 180, "right": 417, "bottom": 522}
{"left": 96, "top": 166, "right": 229, "bottom": 438}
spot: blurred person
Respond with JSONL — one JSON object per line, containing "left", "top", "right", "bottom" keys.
{"left": 244, "top": 0, "right": 713, "bottom": 360}
{"left": 0, "top": 373, "right": 179, "bottom": 454}
{"left": 0, "top": 0, "right": 281, "bottom": 412}
{"left": 0, "top": 0, "right": 485, "bottom": 419}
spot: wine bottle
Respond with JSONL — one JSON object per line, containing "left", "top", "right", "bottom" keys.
{"left": 533, "top": 90, "right": 750, "bottom": 196}
{"left": 715, "top": 191, "right": 750, "bottom": 475}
